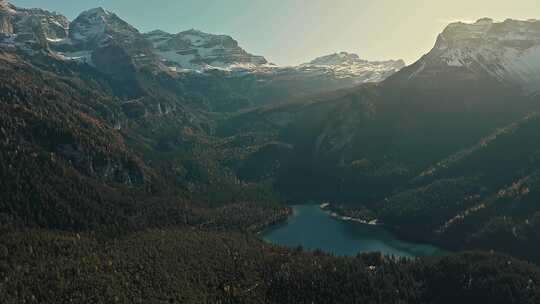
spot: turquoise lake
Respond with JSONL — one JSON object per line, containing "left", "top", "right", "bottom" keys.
{"left": 263, "top": 205, "right": 445, "bottom": 257}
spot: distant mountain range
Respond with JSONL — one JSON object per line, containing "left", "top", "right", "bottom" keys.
{"left": 0, "top": 3, "right": 404, "bottom": 84}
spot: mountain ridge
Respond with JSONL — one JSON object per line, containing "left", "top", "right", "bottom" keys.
{"left": 0, "top": 2, "right": 405, "bottom": 83}
{"left": 143, "top": 27, "right": 270, "bottom": 71}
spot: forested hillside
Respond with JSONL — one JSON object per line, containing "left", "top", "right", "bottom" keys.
{"left": 2, "top": 230, "right": 540, "bottom": 304}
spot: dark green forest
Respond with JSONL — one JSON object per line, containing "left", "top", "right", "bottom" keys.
{"left": 3, "top": 230, "right": 540, "bottom": 304}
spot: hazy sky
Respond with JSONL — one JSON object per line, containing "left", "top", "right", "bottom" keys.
{"left": 10, "top": 0, "right": 540, "bottom": 65}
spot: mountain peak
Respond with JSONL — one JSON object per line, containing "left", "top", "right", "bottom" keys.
{"left": 146, "top": 29, "right": 170, "bottom": 36}
{"left": 309, "top": 52, "right": 367, "bottom": 66}
{"left": 70, "top": 6, "right": 140, "bottom": 48}
{"left": 475, "top": 17, "right": 494, "bottom": 25}
{"left": 177, "top": 28, "right": 234, "bottom": 41}
{"left": 435, "top": 17, "right": 540, "bottom": 55}
{"left": 303, "top": 52, "right": 405, "bottom": 83}
{"left": 410, "top": 18, "right": 540, "bottom": 94}
{"left": 182, "top": 28, "right": 205, "bottom": 35}
{"left": 307, "top": 51, "right": 405, "bottom": 68}
{"left": 80, "top": 7, "right": 111, "bottom": 17}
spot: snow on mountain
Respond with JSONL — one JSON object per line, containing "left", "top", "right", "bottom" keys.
{"left": 415, "top": 18, "right": 540, "bottom": 94}
{"left": 52, "top": 7, "right": 164, "bottom": 71}
{"left": 143, "top": 29, "right": 269, "bottom": 71}
{"left": 3, "top": 1, "right": 540, "bottom": 94}
{"left": 142, "top": 29, "right": 404, "bottom": 83}
{"left": 301, "top": 52, "right": 405, "bottom": 83}
{"left": 0, "top": 3, "right": 404, "bottom": 84}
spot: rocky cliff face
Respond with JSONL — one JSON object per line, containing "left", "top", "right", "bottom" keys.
{"left": 0, "top": 14, "right": 12, "bottom": 35}
{"left": 0, "top": 1, "right": 69, "bottom": 48}
{"left": 57, "top": 7, "right": 164, "bottom": 76}
{"left": 144, "top": 29, "right": 268, "bottom": 71}
{"left": 0, "top": 1, "right": 14, "bottom": 35}
{"left": 69, "top": 7, "right": 142, "bottom": 50}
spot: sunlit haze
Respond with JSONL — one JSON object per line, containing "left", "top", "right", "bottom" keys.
{"left": 10, "top": 0, "right": 540, "bottom": 65}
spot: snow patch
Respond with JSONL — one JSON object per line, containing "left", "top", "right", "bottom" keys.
{"left": 58, "top": 50, "right": 94, "bottom": 65}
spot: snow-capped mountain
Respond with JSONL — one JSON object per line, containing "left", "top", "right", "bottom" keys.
{"left": 302, "top": 52, "right": 405, "bottom": 82}
{"left": 47, "top": 7, "right": 156, "bottom": 67}
{"left": 3, "top": 0, "right": 540, "bottom": 96}
{"left": 409, "top": 18, "right": 540, "bottom": 95}
{"left": 0, "top": 2, "right": 403, "bottom": 85}
{"left": 143, "top": 29, "right": 269, "bottom": 71}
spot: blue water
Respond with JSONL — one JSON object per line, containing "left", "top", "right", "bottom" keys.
{"left": 263, "top": 205, "right": 444, "bottom": 257}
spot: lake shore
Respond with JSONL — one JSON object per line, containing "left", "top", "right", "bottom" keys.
{"left": 263, "top": 205, "right": 444, "bottom": 257}
{"left": 318, "top": 203, "right": 452, "bottom": 253}
{"left": 319, "top": 203, "right": 381, "bottom": 226}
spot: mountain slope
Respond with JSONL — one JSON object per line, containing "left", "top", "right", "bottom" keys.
{"left": 220, "top": 18, "right": 539, "bottom": 205}
{"left": 364, "top": 110, "right": 540, "bottom": 261}
{"left": 0, "top": 34, "right": 285, "bottom": 232}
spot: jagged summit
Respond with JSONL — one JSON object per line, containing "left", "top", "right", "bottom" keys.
{"left": 475, "top": 17, "right": 494, "bottom": 24}
{"left": 309, "top": 52, "right": 368, "bottom": 66}
{"left": 146, "top": 29, "right": 169, "bottom": 36}
{"left": 144, "top": 28, "right": 268, "bottom": 71}
{"left": 79, "top": 7, "right": 111, "bottom": 17}
{"left": 181, "top": 28, "right": 207, "bottom": 35}
{"left": 438, "top": 17, "right": 540, "bottom": 46}
{"left": 70, "top": 6, "right": 140, "bottom": 48}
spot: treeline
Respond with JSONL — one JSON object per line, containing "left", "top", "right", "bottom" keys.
{"left": 1, "top": 229, "right": 539, "bottom": 304}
